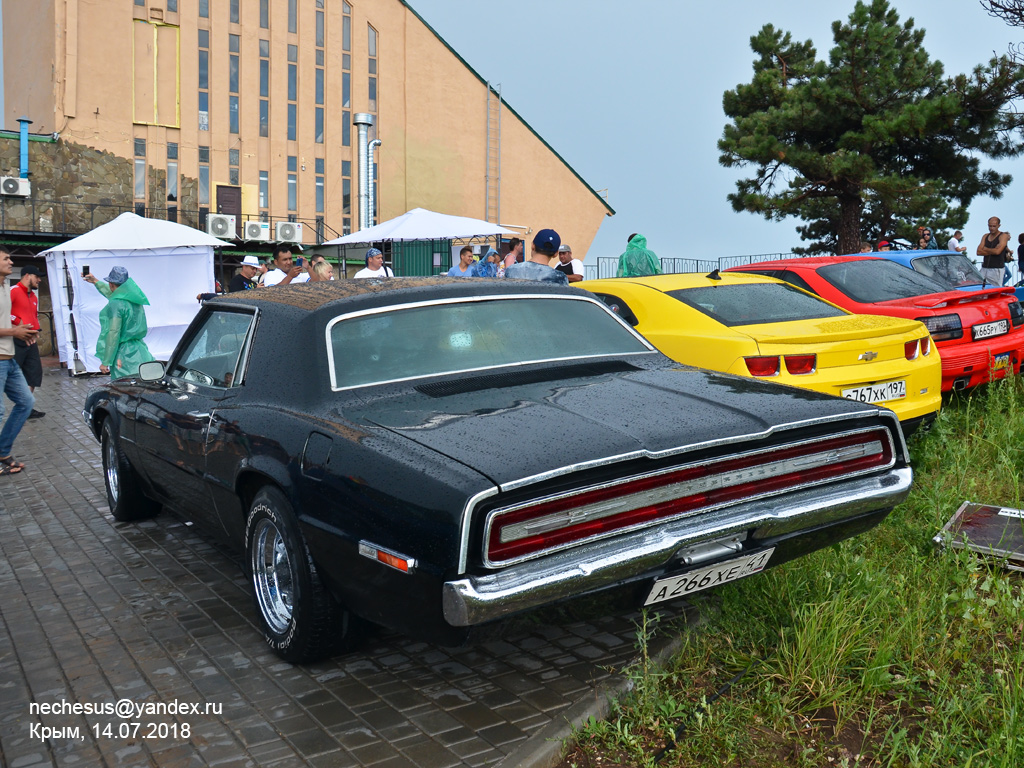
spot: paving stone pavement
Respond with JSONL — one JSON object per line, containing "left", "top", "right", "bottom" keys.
{"left": 0, "top": 358, "right": 692, "bottom": 768}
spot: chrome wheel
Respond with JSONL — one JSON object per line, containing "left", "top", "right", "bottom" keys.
{"left": 251, "top": 517, "right": 295, "bottom": 635}
{"left": 103, "top": 430, "right": 120, "bottom": 503}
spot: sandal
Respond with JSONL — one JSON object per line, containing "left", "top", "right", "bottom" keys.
{"left": 0, "top": 463, "right": 23, "bottom": 476}
{"left": 0, "top": 456, "right": 25, "bottom": 471}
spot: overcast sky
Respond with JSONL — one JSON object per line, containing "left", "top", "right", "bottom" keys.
{"left": 409, "top": 0, "right": 1024, "bottom": 265}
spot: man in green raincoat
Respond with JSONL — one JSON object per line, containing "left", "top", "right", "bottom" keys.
{"left": 84, "top": 266, "right": 155, "bottom": 379}
{"left": 616, "top": 233, "right": 663, "bottom": 278}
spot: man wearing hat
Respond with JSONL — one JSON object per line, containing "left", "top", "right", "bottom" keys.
{"left": 229, "top": 255, "right": 265, "bottom": 292}
{"left": 353, "top": 248, "right": 393, "bottom": 278}
{"left": 10, "top": 264, "right": 45, "bottom": 418}
{"left": 554, "top": 244, "right": 584, "bottom": 283}
{"left": 505, "top": 229, "right": 569, "bottom": 284}
{"left": 84, "top": 266, "right": 155, "bottom": 379}
{"left": 0, "top": 248, "right": 38, "bottom": 475}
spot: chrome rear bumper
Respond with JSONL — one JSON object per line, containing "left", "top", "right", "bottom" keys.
{"left": 442, "top": 467, "right": 911, "bottom": 627}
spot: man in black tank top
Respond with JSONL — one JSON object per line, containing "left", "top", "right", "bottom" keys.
{"left": 977, "top": 216, "right": 1010, "bottom": 286}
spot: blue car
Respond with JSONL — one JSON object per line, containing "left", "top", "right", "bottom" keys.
{"left": 867, "top": 249, "right": 1024, "bottom": 302}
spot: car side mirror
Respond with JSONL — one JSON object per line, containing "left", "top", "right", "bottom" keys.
{"left": 138, "top": 361, "right": 166, "bottom": 382}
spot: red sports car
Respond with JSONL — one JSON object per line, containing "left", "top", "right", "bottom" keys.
{"left": 727, "top": 256, "right": 1024, "bottom": 392}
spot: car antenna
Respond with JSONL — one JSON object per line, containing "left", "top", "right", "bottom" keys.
{"left": 706, "top": 269, "right": 722, "bottom": 281}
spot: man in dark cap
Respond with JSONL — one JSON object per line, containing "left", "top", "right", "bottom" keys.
{"left": 84, "top": 266, "right": 155, "bottom": 379}
{"left": 10, "top": 264, "right": 45, "bottom": 418}
{"left": 504, "top": 229, "right": 568, "bottom": 284}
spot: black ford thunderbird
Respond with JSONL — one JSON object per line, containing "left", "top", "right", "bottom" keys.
{"left": 84, "top": 278, "right": 912, "bottom": 662}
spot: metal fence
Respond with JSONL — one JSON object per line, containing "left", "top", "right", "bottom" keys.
{"left": 584, "top": 252, "right": 797, "bottom": 281}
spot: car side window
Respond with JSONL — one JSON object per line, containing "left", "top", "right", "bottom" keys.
{"left": 168, "top": 310, "right": 254, "bottom": 388}
{"left": 777, "top": 271, "right": 818, "bottom": 295}
{"left": 592, "top": 293, "right": 639, "bottom": 326}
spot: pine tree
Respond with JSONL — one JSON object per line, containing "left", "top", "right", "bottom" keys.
{"left": 720, "top": 0, "right": 1024, "bottom": 255}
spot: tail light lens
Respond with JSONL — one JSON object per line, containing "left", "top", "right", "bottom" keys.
{"left": 484, "top": 428, "right": 896, "bottom": 566}
{"left": 745, "top": 356, "right": 780, "bottom": 377}
{"left": 1009, "top": 300, "right": 1023, "bottom": 328}
{"left": 921, "top": 336, "right": 931, "bottom": 355}
{"left": 905, "top": 340, "right": 919, "bottom": 360}
{"left": 916, "top": 313, "right": 963, "bottom": 341}
{"left": 784, "top": 354, "right": 816, "bottom": 375}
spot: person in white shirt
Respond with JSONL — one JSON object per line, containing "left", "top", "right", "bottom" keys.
{"left": 554, "top": 244, "right": 585, "bottom": 283}
{"left": 353, "top": 248, "right": 394, "bottom": 278}
{"left": 947, "top": 230, "right": 967, "bottom": 254}
{"left": 262, "top": 245, "right": 310, "bottom": 287}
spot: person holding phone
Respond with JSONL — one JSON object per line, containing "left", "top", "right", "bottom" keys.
{"left": 84, "top": 266, "right": 155, "bottom": 379}
{"left": 0, "top": 247, "right": 39, "bottom": 475}
{"left": 10, "top": 265, "right": 46, "bottom": 419}
{"left": 262, "top": 245, "right": 310, "bottom": 287}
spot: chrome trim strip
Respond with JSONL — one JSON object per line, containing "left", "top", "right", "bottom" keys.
{"left": 457, "top": 485, "right": 500, "bottom": 574}
{"left": 442, "top": 467, "right": 912, "bottom": 627}
{"left": 323, "top": 293, "right": 657, "bottom": 391}
{"left": 481, "top": 427, "right": 894, "bottom": 568}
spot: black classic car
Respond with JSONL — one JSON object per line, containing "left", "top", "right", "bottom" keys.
{"left": 85, "top": 278, "right": 912, "bottom": 662}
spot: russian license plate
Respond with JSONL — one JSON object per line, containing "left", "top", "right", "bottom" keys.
{"left": 973, "top": 319, "right": 1009, "bottom": 341}
{"left": 842, "top": 379, "right": 906, "bottom": 403}
{"left": 644, "top": 548, "right": 774, "bottom": 605}
{"left": 993, "top": 352, "right": 1011, "bottom": 373}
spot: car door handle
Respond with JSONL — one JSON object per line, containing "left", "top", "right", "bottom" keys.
{"left": 187, "top": 411, "right": 211, "bottom": 419}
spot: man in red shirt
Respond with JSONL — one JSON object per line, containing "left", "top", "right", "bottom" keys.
{"left": 10, "top": 265, "right": 45, "bottom": 419}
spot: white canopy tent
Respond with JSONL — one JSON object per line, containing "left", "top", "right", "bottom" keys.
{"left": 321, "top": 208, "right": 517, "bottom": 245}
{"left": 41, "top": 213, "right": 230, "bottom": 374}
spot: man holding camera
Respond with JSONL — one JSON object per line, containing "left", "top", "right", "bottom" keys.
{"left": 0, "top": 248, "right": 39, "bottom": 475}
{"left": 262, "top": 245, "right": 310, "bottom": 287}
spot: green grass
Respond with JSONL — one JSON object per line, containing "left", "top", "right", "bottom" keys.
{"left": 563, "top": 377, "right": 1024, "bottom": 768}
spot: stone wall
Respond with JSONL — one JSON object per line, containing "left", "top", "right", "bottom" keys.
{"left": 0, "top": 136, "right": 200, "bottom": 233}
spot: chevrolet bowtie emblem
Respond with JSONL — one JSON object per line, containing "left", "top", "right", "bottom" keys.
{"left": 859, "top": 351, "right": 878, "bottom": 361}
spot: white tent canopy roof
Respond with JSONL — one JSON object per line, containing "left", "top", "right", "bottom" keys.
{"left": 322, "top": 208, "right": 517, "bottom": 245}
{"left": 40, "top": 212, "right": 231, "bottom": 255}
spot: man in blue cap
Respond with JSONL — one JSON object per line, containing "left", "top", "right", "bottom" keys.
{"left": 504, "top": 229, "right": 568, "bottom": 284}
{"left": 84, "top": 266, "right": 155, "bottom": 379}
{"left": 353, "top": 247, "right": 393, "bottom": 278}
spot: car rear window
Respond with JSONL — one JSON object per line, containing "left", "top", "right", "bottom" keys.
{"left": 328, "top": 296, "right": 652, "bottom": 389}
{"left": 910, "top": 253, "right": 986, "bottom": 288}
{"left": 817, "top": 260, "right": 950, "bottom": 302}
{"left": 665, "top": 283, "right": 846, "bottom": 327}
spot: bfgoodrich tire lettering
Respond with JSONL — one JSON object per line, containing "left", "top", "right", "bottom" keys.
{"left": 100, "top": 418, "right": 160, "bottom": 522}
{"left": 245, "top": 486, "right": 360, "bottom": 662}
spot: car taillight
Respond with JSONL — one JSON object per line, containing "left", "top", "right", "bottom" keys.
{"left": 745, "top": 356, "right": 780, "bottom": 376}
{"left": 784, "top": 354, "right": 816, "bottom": 375}
{"left": 921, "top": 336, "right": 931, "bottom": 355}
{"left": 1009, "top": 300, "right": 1024, "bottom": 328}
{"left": 484, "top": 428, "right": 896, "bottom": 566}
{"left": 916, "top": 313, "right": 963, "bottom": 341}
{"left": 905, "top": 340, "right": 919, "bottom": 360}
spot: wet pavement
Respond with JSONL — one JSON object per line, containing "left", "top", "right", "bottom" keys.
{"left": 0, "top": 359, "right": 690, "bottom": 768}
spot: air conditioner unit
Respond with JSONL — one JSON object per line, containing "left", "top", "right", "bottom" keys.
{"left": 244, "top": 221, "right": 271, "bottom": 241}
{"left": 207, "top": 213, "right": 236, "bottom": 238}
{"left": 275, "top": 221, "right": 303, "bottom": 243}
{"left": 0, "top": 176, "right": 30, "bottom": 197}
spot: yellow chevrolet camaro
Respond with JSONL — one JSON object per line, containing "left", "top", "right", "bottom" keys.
{"left": 583, "top": 272, "right": 941, "bottom": 433}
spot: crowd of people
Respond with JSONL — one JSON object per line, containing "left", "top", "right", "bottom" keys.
{"left": 871, "top": 217, "right": 1022, "bottom": 287}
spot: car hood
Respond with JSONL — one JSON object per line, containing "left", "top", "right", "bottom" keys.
{"left": 345, "top": 364, "right": 882, "bottom": 488}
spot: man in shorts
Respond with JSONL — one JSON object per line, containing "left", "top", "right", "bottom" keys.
{"left": 10, "top": 264, "right": 44, "bottom": 419}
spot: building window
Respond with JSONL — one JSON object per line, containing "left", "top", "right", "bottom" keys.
{"left": 259, "top": 171, "right": 269, "bottom": 208}
{"left": 230, "top": 0, "right": 239, "bottom": 24}
{"left": 343, "top": 8, "right": 351, "bottom": 51}
{"left": 167, "top": 0, "right": 178, "bottom": 11}
{"left": 198, "top": 146, "right": 210, "bottom": 164}
{"left": 288, "top": 174, "right": 297, "bottom": 211}
{"left": 316, "top": 176, "right": 324, "bottom": 214}
{"left": 229, "top": 149, "right": 239, "bottom": 186}
{"left": 134, "top": 0, "right": 144, "bottom": 5}
{"left": 134, "top": 138, "right": 146, "bottom": 200}
{"left": 199, "top": 0, "right": 208, "bottom": 19}
{"left": 260, "top": 100, "right": 269, "bottom": 138}
{"left": 259, "top": 39, "right": 270, "bottom": 138}
{"left": 167, "top": 141, "right": 178, "bottom": 203}
{"left": 288, "top": 63, "right": 297, "bottom": 101}
{"left": 342, "top": 111, "right": 350, "bottom": 146}
{"left": 315, "top": 69, "right": 324, "bottom": 105}
{"left": 342, "top": 72, "right": 350, "bottom": 108}
{"left": 229, "top": 57, "right": 239, "bottom": 94}
{"left": 198, "top": 29, "right": 210, "bottom": 131}
{"left": 342, "top": 178, "right": 351, "bottom": 216}
{"left": 368, "top": 26, "right": 378, "bottom": 113}
{"left": 315, "top": 108, "right": 324, "bottom": 144}
{"left": 198, "top": 92, "right": 209, "bottom": 131}
{"left": 199, "top": 164, "right": 210, "bottom": 206}
{"left": 260, "top": 0, "right": 268, "bottom": 29}
{"left": 288, "top": 156, "right": 297, "bottom": 172}
{"left": 287, "top": 104, "right": 297, "bottom": 141}
{"left": 259, "top": 60, "right": 269, "bottom": 98}
{"left": 316, "top": 10, "right": 324, "bottom": 47}
{"left": 288, "top": 0, "right": 297, "bottom": 34}
{"left": 229, "top": 95, "right": 239, "bottom": 134}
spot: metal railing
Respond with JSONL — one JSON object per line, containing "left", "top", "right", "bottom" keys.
{"left": 0, "top": 196, "right": 343, "bottom": 246}
{"left": 584, "top": 252, "right": 797, "bottom": 281}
